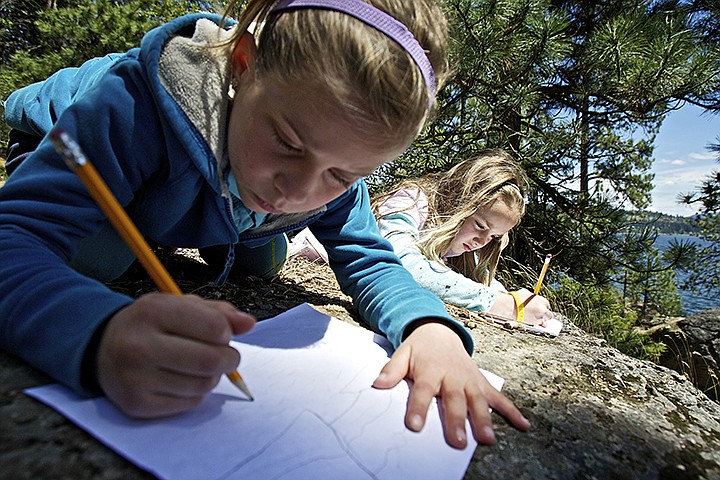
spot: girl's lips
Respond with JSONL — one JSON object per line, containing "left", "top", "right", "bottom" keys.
{"left": 254, "top": 192, "right": 284, "bottom": 214}
{"left": 463, "top": 243, "right": 473, "bottom": 252}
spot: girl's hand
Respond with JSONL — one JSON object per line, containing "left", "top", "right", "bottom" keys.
{"left": 513, "top": 288, "right": 553, "bottom": 326}
{"left": 96, "top": 293, "right": 256, "bottom": 418}
{"left": 372, "top": 321, "right": 531, "bottom": 449}
{"left": 490, "top": 289, "right": 553, "bottom": 326}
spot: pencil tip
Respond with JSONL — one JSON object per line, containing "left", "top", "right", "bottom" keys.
{"left": 234, "top": 383, "right": 254, "bottom": 401}
{"left": 227, "top": 372, "right": 254, "bottom": 401}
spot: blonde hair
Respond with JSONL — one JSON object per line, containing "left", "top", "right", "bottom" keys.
{"left": 223, "top": 0, "right": 450, "bottom": 148}
{"left": 372, "top": 150, "right": 529, "bottom": 284}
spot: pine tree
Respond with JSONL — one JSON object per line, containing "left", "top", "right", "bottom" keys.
{"left": 677, "top": 147, "right": 720, "bottom": 295}
{"left": 382, "top": 0, "right": 720, "bottom": 295}
{"left": 0, "top": 0, "right": 219, "bottom": 142}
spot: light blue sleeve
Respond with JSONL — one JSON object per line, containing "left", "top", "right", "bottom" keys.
{"left": 4, "top": 53, "right": 126, "bottom": 136}
{"left": 377, "top": 212, "right": 501, "bottom": 312}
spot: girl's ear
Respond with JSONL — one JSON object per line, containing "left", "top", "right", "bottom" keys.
{"left": 232, "top": 31, "right": 257, "bottom": 76}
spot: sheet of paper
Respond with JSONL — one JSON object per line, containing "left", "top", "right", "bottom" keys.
{"left": 526, "top": 317, "right": 563, "bottom": 336}
{"left": 481, "top": 313, "right": 564, "bottom": 337}
{"left": 25, "top": 303, "right": 504, "bottom": 480}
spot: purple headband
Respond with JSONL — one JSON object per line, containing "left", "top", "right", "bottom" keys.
{"left": 270, "top": 0, "right": 436, "bottom": 109}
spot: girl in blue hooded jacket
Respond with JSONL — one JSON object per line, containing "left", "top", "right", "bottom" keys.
{"left": 0, "top": 0, "right": 530, "bottom": 448}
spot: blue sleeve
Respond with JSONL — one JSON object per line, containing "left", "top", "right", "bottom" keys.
{"left": 0, "top": 54, "right": 170, "bottom": 396}
{"left": 377, "top": 212, "right": 501, "bottom": 312}
{"left": 308, "top": 182, "right": 474, "bottom": 354}
{"left": 3, "top": 53, "right": 127, "bottom": 136}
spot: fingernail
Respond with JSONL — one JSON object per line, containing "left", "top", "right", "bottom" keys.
{"left": 456, "top": 428, "right": 467, "bottom": 445}
{"left": 483, "top": 426, "right": 496, "bottom": 443}
{"left": 409, "top": 414, "right": 423, "bottom": 431}
{"left": 372, "top": 373, "right": 387, "bottom": 386}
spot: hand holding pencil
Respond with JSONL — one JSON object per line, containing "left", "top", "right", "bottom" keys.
{"left": 50, "top": 130, "right": 255, "bottom": 417}
{"left": 95, "top": 292, "right": 255, "bottom": 417}
{"left": 524, "top": 253, "right": 554, "bottom": 326}
{"left": 502, "top": 254, "right": 554, "bottom": 327}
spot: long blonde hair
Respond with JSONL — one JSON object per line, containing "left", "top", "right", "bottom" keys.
{"left": 372, "top": 150, "right": 529, "bottom": 284}
{"left": 222, "top": 0, "right": 450, "bottom": 149}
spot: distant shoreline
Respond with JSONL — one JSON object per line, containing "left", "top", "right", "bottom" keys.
{"left": 625, "top": 209, "right": 702, "bottom": 235}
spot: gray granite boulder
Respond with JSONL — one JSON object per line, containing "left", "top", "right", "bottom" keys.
{"left": 643, "top": 308, "right": 720, "bottom": 402}
{"left": 458, "top": 309, "right": 720, "bottom": 480}
{"left": 1, "top": 256, "right": 719, "bottom": 479}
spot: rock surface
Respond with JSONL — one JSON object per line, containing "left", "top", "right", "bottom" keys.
{"left": 1, "top": 253, "right": 719, "bottom": 479}
{"left": 643, "top": 309, "right": 720, "bottom": 402}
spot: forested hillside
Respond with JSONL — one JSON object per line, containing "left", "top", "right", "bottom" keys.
{"left": 625, "top": 210, "right": 702, "bottom": 234}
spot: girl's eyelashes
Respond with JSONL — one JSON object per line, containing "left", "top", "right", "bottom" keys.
{"left": 270, "top": 123, "right": 353, "bottom": 189}
{"left": 270, "top": 121, "right": 354, "bottom": 189}
{"left": 329, "top": 170, "right": 352, "bottom": 188}
{"left": 272, "top": 127, "right": 301, "bottom": 153}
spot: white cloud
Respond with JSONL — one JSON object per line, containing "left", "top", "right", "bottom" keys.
{"left": 688, "top": 152, "right": 716, "bottom": 161}
{"left": 645, "top": 104, "right": 720, "bottom": 216}
{"left": 650, "top": 164, "right": 710, "bottom": 215}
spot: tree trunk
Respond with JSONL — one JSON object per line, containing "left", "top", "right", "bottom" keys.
{"left": 579, "top": 99, "right": 590, "bottom": 197}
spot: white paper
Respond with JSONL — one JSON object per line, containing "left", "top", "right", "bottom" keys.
{"left": 525, "top": 317, "right": 563, "bottom": 336}
{"left": 26, "top": 303, "right": 504, "bottom": 480}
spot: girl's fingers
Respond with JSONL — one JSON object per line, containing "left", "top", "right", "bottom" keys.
{"left": 154, "top": 332, "right": 241, "bottom": 377}
{"left": 96, "top": 294, "right": 255, "bottom": 419}
{"left": 405, "top": 378, "right": 436, "bottom": 433}
{"left": 439, "top": 387, "right": 470, "bottom": 448}
{"left": 114, "top": 388, "right": 208, "bottom": 419}
{"left": 373, "top": 344, "right": 411, "bottom": 389}
{"left": 147, "top": 294, "right": 254, "bottom": 345}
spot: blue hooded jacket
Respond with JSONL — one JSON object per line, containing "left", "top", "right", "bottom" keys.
{"left": 0, "top": 14, "right": 472, "bottom": 396}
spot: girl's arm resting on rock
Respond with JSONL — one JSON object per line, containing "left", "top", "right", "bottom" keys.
{"left": 378, "top": 213, "right": 501, "bottom": 312}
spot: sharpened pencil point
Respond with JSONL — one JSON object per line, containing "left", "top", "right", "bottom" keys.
{"left": 227, "top": 370, "right": 254, "bottom": 401}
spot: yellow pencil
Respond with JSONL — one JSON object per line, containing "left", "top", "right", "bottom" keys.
{"left": 534, "top": 254, "right": 552, "bottom": 295}
{"left": 50, "top": 129, "right": 253, "bottom": 401}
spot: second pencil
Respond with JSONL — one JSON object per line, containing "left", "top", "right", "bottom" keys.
{"left": 534, "top": 254, "right": 552, "bottom": 295}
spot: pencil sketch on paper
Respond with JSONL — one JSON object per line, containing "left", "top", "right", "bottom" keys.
{"left": 26, "top": 303, "right": 500, "bottom": 480}
{"left": 217, "top": 409, "right": 379, "bottom": 479}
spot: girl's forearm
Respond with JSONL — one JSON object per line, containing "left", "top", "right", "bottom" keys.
{"left": 488, "top": 292, "right": 517, "bottom": 319}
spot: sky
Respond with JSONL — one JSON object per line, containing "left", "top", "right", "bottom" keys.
{"left": 649, "top": 104, "right": 720, "bottom": 217}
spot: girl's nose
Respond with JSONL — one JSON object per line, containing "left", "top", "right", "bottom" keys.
{"left": 473, "top": 234, "right": 489, "bottom": 249}
{"left": 275, "top": 168, "right": 315, "bottom": 204}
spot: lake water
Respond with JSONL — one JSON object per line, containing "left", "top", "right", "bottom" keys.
{"left": 653, "top": 234, "right": 719, "bottom": 315}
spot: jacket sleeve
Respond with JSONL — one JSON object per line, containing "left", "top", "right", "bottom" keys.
{"left": 3, "top": 53, "right": 126, "bottom": 136}
{"left": 308, "top": 182, "right": 474, "bottom": 354}
{"left": 377, "top": 212, "right": 502, "bottom": 312}
{"left": 0, "top": 54, "right": 170, "bottom": 396}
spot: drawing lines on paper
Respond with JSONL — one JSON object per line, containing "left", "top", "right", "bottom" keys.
{"left": 216, "top": 409, "right": 379, "bottom": 480}
{"left": 215, "top": 362, "right": 408, "bottom": 479}
{"left": 329, "top": 372, "right": 410, "bottom": 474}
